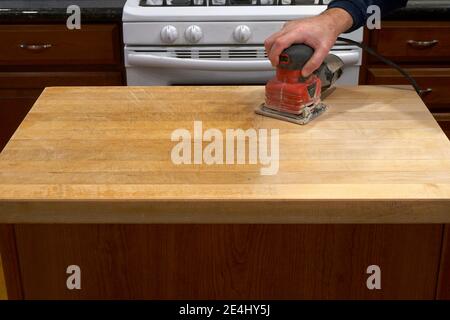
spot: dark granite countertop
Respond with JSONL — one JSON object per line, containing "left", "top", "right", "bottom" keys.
{"left": 0, "top": 0, "right": 126, "bottom": 23}
{"left": 0, "top": 0, "right": 448, "bottom": 24}
{"left": 385, "top": 0, "right": 450, "bottom": 21}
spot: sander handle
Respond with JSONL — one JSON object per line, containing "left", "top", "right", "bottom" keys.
{"left": 278, "top": 44, "right": 314, "bottom": 71}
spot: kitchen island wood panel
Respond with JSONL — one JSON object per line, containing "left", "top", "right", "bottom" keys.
{"left": 0, "top": 252, "right": 8, "bottom": 300}
{"left": 0, "top": 86, "right": 450, "bottom": 223}
{"left": 0, "top": 225, "right": 23, "bottom": 299}
{"left": 12, "top": 224, "right": 443, "bottom": 300}
{"left": 437, "top": 225, "right": 450, "bottom": 299}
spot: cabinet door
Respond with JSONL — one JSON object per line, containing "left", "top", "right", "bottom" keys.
{"left": 13, "top": 225, "right": 442, "bottom": 300}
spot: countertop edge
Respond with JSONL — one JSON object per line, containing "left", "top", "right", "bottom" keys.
{"left": 384, "top": 6, "right": 450, "bottom": 21}
{"left": 1, "top": 199, "right": 449, "bottom": 224}
{"left": 0, "top": 8, "right": 123, "bottom": 24}
{"left": 0, "top": 4, "right": 449, "bottom": 24}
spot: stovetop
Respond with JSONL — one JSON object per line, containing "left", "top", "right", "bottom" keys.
{"left": 123, "top": 0, "right": 331, "bottom": 22}
{"left": 141, "top": 0, "right": 328, "bottom": 6}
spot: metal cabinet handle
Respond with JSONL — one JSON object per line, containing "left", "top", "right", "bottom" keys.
{"left": 419, "top": 88, "right": 433, "bottom": 97}
{"left": 407, "top": 40, "right": 439, "bottom": 49}
{"left": 19, "top": 44, "right": 53, "bottom": 51}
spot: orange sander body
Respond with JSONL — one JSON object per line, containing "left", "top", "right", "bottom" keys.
{"left": 256, "top": 44, "right": 344, "bottom": 125}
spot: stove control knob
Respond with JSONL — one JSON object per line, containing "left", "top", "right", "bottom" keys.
{"left": 160, "top": 25, "right": 178, "bottom": 44}
{"left": 185, "top": 25, "right": 203, "bottom": 43}
{"left": 234, "top": 25, "right": 251, "bottom": 43}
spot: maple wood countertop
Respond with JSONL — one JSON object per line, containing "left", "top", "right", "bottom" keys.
{"left": 0, "top": 85, "right": 450, "bottom": 223}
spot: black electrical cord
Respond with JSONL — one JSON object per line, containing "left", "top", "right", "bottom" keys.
{"left": 336, "top": 36, "right": 425, "bottom": 97}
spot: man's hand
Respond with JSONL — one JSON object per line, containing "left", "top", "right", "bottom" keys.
{"left": 264, "top": 8, "right": 353, "bottom": 77}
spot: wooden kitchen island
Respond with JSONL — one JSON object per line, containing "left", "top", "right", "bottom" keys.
{"left": 1, "top": 86, "right": 450, "bottom": 299}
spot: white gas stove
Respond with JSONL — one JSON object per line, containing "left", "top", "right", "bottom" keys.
{"left": 123, "top": 0, "right": 363, "bottom": 85}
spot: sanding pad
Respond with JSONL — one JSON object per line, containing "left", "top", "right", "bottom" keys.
{"left": 255, "top": 102, "right": 328, "bottom": 125}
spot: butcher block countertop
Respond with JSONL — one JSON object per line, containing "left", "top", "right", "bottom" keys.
{"left": 1, "top": 85, "right": 450, "bottom": 223}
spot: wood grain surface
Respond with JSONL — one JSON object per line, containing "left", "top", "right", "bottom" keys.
{"left": 0, "top": 25, "right": 121, "bottom": 66}
{"left": 437, "top": 224, "right": 450, "bottom": 299}
{"left": 368, "top": 21, "right": 450, "bottom": 63}
{"left": 0, "top": 86, "right": 450, "bottom": 223}
{"left": 0, "top": 253, "right": 7, "bottom": 300}
{"left": 0, "top": 225, "right": 22, "bottom": 299}
{"left": 13, "top": 224, "right": 443, "bottom": 300}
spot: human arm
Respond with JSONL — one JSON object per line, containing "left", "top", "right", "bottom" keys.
{"left": 264, "top": 0, "right": 408, "bottom": 76}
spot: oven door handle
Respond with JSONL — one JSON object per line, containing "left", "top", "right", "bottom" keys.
{"left": 127, "top": 51, "right": 360, "bottom": 71}
{"left": 331, "top": 50, "right": 360, "bottom": 65}
{"left": 127, "top": 53, "right": 274, "bottom": 71}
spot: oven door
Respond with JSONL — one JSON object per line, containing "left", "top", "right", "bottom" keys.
{"left": 125, "top": 45, "right": 361, "bottom": 86}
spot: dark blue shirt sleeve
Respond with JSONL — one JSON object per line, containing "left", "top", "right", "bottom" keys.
{"left": 327, "top": 0, "right": 408, "bottom": 32}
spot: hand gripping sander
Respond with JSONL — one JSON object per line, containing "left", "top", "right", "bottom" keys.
{"left": 256, "top": 44, "right": 344, "bottom": 125}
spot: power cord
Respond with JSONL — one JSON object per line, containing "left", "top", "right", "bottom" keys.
{"left": 336, "top": 36, "right": 426, "bottom": 97}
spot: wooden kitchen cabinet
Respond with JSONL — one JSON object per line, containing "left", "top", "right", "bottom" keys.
{"left": 366, "top": 21, "right": 450, "bottom": 63}
{"left": 0, "top": 24, "right": 125, "bottom": 152}
{"left": 0, "top": 25, "right": 121, "bottom": 66}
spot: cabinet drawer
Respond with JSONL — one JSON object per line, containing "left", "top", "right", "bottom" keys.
{"left": 0, "top": 25, "right": 121, "bottom": 66}
{"left": 366, "top": 68, "right": 450, "bottom": 112}
{"left": 370, "top": 22, "right": 450, "bottom": 62}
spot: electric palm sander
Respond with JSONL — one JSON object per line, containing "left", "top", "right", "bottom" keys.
{"left": 256, "top": 44, "right": 344, "bottom": 125}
